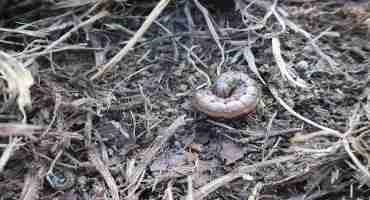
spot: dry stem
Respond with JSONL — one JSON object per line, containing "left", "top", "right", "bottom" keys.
{"left": 90, "top": 0, "right": 171, "bottom": 80}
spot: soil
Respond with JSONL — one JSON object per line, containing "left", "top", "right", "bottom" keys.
{"left": 0, "top": 0, "right": 369, "bottom": 199}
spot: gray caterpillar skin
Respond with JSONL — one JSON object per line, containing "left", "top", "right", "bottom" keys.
{"left": 193, "top": 71, "right": 259, "bottom": 119}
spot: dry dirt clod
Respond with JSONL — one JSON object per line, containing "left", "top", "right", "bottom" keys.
{"left": 192, "top": 71, "right": 260, "bottom": 119}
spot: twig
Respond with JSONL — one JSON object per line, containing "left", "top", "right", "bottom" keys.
{"left": 17, "top": 45, "right": 101, "bottom": 59}
{"left": 280, "top": 97, "right": 370, "bottom": 178}
{"left": 187, "top": 46, "right": 212, "bottom": 87}
{"left": 290, "top": 130, "right": 340, "bottom": 143}
{"left": 262, "top": 112, "right": 278, "bottom": 161}
{"left": 0, "top": 137, "right": 20, "bottom": 172}
{"left": 248, "top": 182, "right": 263, "bottom": 200}
{"left": 342, "top": 105, "right": 370, "bottom": 178}
{"left": 84, "top": 112, "right": 93, "bottom": 147}
{"left": 237, "top": 155, "right": 295, "bottom": 173}
{"left": 272, "top": 37, "right": 310, "bottom": 88}
{"left": 46, "top": 149, "right": 63, "bottom": 175}
{"left": 40, "top": 92, "right": 61, "bottom": 139}
{"left": 282, "top": 17, "right": 338, "bottom": 68}
{"left": 0, "top": 27, "right": 48, "bottom": 38}
{"left": 0, "top": 123, "right": 42, "bottom": 140}
{"left": 243, "top": 47, "right": 266, "bottom": 85}
{"left": 164, "top": 181, "right": 174, "bottom": 200}
{"left": 20, "top": 165, "right": 46, "bottom": 200}
{"left": 242, "top": 0, "right": 338, "bottom": 68}
{"left": 190, "top": 155, "right": 295, "bottom": 200}
{"left": 191, "top": 172, "right": 242, "bottom": 200}
{"left": 270, "top": 87, "right": 341, "bottom": 137}
{"left": 193, "top": 0, "right": 225, "bottom": 76}
{"left": 140, "top": 18, "right": 211, "bottom": 87}
{"left": 45, "top": 11, "right": 108, "bottom": 52}
{"left": 270, "top": 1, "right": 287, "bottom": 37}
{"left": 90, "top": 0, "right": 171, "bottom": 80}
{"left": 186, "top": 176, "right": 194, "bottom": 200}
{"left": 342, "top": 138, "right": 370, "bottom": 178}
{"left": 89, "top": 149, "right": 120, "bottom": 200}
{"left": 139, "top": 84, "right": 152, "bottom": 137}
{"left": 126, "top": 115, "right": 187, "bottom": 196}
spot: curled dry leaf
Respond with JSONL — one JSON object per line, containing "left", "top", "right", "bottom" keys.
{"left": 193, "top": 71, "right": 260, "bottom": 119}
{"left": 0, "top": 51, "right": 34, "bottom": 122}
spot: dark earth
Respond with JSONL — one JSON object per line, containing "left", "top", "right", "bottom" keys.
{"left": 0, "top": 0, "right": 369, "bottom": 199}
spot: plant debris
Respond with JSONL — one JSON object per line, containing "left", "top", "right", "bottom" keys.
{"left": 0, "top": 0, "right": 369, "bottom": 199}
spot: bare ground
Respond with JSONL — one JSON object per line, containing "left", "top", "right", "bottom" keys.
{"left": 0, "top": 0, "right": 370, "bottom": 199}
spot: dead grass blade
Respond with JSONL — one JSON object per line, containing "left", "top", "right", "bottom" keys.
{"left": 248, "top": 182, "right": 263, "bottom": 200}
{"left": 191, "top": 172, "right": 242, "bottom": 200}
{"left": 20, "top": 165, "right": 46, "bottom": 200}
{"left": 0, "top": 51, "right": 34, "bottom": 123}
{"left": 0, "top": 123, "right": 82, "bottom": 140}
{"left": 44, "top": 11, "right": 108, "bottom": 52}
{"left": 190, "top": 155, "right": 295, "bottom": 200}
{"left": 273, "top": 87, "right": 370, "bottom": 178}
{"left": 126, "top": 115, "right": 187, "bottom": 197}
{"left": 185, "top": 176, "right": 193, "bottom": 200}
{"left": 0, "top": 27, "right": 48, "bottom": 38}
{"left": 164, "top": 181, "right": 174, "bottom": 200}
{"left": 52, "top": 0, "right": 99, "bottom": 9}
{"left": 271, "top": 37, "right": 310, "bottom": 88}
{"left": 342, "top": 106, "right": 370, "bottom": 178}
{"left": 90, "top": 0, "right": 171, "bottom": 80}
{"left": 343, "top": 137, "right": 370, "bottom": 178}
{"left": 270, "top": 87, "right": 341, "bottom": 136}
{"left": 282, "top": 18, "right": 339, "bottom": 68}
{"left": 243, "top": 47, "right": 266, "bottom": 85}
{"left": 187, "top": 46, "right": 212, "bottom": 87}
{"left": 240, "top": 0, "right": 338, "bottom": 68}
{"left": 89, "top": 149, "right": 120, "bottom": 200}
{"left": 0, "top": 123, "right": 42, "bottom": 139}
{"left": 0, "top": 137, "right": 21, "bottom": 173}
{"left": 193, "top": 0, "right": 225, "bottom": 75}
